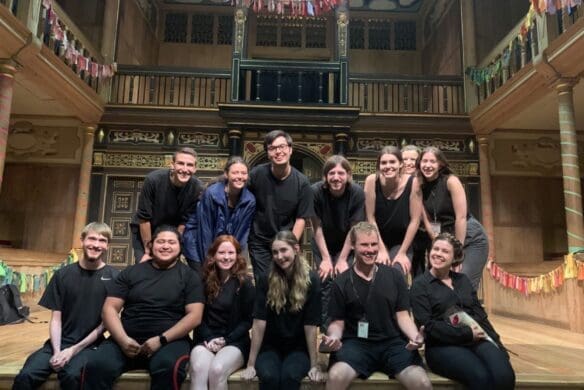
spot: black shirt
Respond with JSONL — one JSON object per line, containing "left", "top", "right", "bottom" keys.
{"left": 39, "top": 263, "right": 118, "bottom": 347}
{"left": 422, "top": 174, "right": 469, "bottom": 233}
{"left": 375, "top": 175, "right": 413, "bottom": 249}
{"left": 312, "top": 181, "right": 365, "bottom": 255}
{"left": 196, "top": 276, "right": 255, "bottom": 344}
{"left": 248, "top": 163, "right": 314, "bottom": 244}
{"left": 329, "top": 265, "right": 409, "bottom": 341}
{"left": 410, "top": 270, "right": 502, "bottom": 347}
{"left": 107, "top": 261, "right": 204, "bottom": 343}
{"left": 131, "top": 168, "right": 204, "bottom": 230}
{"left": 253, "top": 270, "right": 321, "bottom": 351}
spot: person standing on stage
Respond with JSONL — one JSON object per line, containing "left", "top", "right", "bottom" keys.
{"left": 311, "top": 155, "right": 365, "bottom": 328}
{"left": 363, "top": 146, "right": 423, "bottom": 275}
{"left": 183, "top": 156, "right": 256, "bottom": 274}
{"left": 130, "top": 147, "right": 204, "bottom": 263}
{"left": 419, "top": 146, "right": 488, "bottom": 290}
{"left": 13, "top": 222, "right": 118, "bottom": 390}
{"left": 247, "top": 130, "right": 313, "bottom": 280}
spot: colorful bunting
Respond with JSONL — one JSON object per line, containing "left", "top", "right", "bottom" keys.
{"left": 531, "top": 0, "right": 582, "bottom": 14}
{"left": 234, "top": 0, "right": 338, "bottom": 16}
{"left": 489, "top": 254, "right": 584, "bottom": 296}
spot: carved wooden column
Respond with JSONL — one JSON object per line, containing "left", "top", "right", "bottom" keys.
{"left": 72, "top": 124, "right": 96, "bottom": 248}
{"left": 460, "top": 0, "right": 478, "bottom": 110}
{"left": 0, "top": 61, "right": 17, "bottom": 194}
{"left": 336, "top": 2, "right": 349, "bottom": 104}
{"left": 101, "top": 0, "right": 120, "bottom": 63}
{"left": 228, "top": 129, "right": 243, "bottom": 157}
{"left": 478, "top": 136, "right": 496, "bottom": 313}
{"left": 557, "top": 80, "right": 584, "bottom": 253}
{"left": 334, "top": 132, "right": 349, "bottom": 156}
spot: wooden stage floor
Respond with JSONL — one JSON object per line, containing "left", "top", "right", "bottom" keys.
{"left": 1, "top": 310, "right": 583, "bottom": 389}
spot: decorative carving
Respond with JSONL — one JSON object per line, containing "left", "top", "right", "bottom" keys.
{"left": 109, "top": 130, "right": 164, "bottom": 145}
{"left": 8, "top": 122, "right": 58, "bottom": 156}
{"left": 111, "top": 218, "right": 130, "bottom": 238}
{"left": 449, "top": 162, "right": 479, "bottom": 177}
{"left": 93, "top": 153, "right": 169, "bottom": 168}
{"left": 113, "top": 180, "right": 137, "bottom": 190}
{"left": 356, "top": 138, "right": 399, "bottom": 152}
{"left": 411, "top": 138, "right": 466, "bottom": 152}
{"left": 349, "top": 159, "right": 377, "bottom": 175}
{"left": 337, "top": 11, "right": 348, "bottom": 56}
{"left": 511, "top": 138, "right": 561, "bottom": 170}
{"left": 112, "top": 193, "right": 133, "bottom": 213}
{"left": 197, "top": 156, "right": 228, "bottom": 170}
{"left": 108, "top": 245, "right": 129, "bottom": 265}
{"left": 234, "top": 9, "right": 247, "bottom": 54}
{"left": 178, "top": 132, "right": 220, "bottom": 146}
{"left": 243, "top": 142, "right": 265, "bottom": 162}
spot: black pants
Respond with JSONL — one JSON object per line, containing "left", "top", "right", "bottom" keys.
{"left": 82, "top": 338, "right": 191, "bottom": 390}
{"left": 411, "top": 229, "right": 430, "bottom": 278}
{"left": 248, "top": 240, "right": 272, "bottom": 284}
{"left": 12, "top": 341, "right": 93, "bottom": 390}
{"left": 425, "top": 341, "right": 515, "bottom": 390}
{"left": 131, "top": 225, "right": 146, "bottom": 263}
{"left": 256, "top": 347, "right": 310, "bottom": 390}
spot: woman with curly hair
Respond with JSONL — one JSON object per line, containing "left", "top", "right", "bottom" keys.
{"left": 189, "top": 235, "right": 255, "bottom": 390}
{"left": 410, "top": 233, "right": 514, "bottom": 389}
{"left": 241, "top": 231, "right": 325, "bottom": 389}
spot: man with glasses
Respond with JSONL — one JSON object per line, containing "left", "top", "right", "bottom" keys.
{"left": 247, "top": 130, "right": 314, "bottom": 280}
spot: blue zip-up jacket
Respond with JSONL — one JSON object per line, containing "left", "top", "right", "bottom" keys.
{"left": 183, "top": 181, "right": 256, "bottom": 263}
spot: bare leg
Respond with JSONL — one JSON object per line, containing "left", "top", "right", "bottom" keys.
{"left": 326, "top": 362, "right": 358, "bottom": 390}
{"left": 208, "top": 346, "right": 244, "bottom": 390}
{"left": 190, "top": 345, "right": 215, "bottom": 390}
{"left": 395, "top": 365, "right": 433, "bottom": 390}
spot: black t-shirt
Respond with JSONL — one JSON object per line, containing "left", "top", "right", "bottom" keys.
{"left": 375, "top": 175, "right": 413, "bottom": 248}
{"left": 253, "top": 270, "right": 321, "bottom": 351}
{"left": 410, "top": 271, "right": 502, "bottom": 347}
{"left": 248, "top": 163, "right": 314, "bottom": 243}
{"left": 196, "top": 276, "right": 255, "bottom": 344}
{"left": 329, "top": 265, "right": 409, "bottom": 341}
{"left": 107, "top": 261, "right": 204, "bottom": 343}
{"left": 312, "top": 181, "right": 365, "bottom": 255}
{"left": 131, "top": 168, "right": 204, "bottom": 230}
{"left": 422, "top": 174, "right": 469, "bottom": 233}
{"left": 39, "top": 263, "right": 119, "bottom": 347}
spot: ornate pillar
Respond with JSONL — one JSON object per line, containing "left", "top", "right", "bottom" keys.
{"left": 0, "top": 61, "right": 17, "bottom": 194}
{"left": 460, "top": 0, "right": 478, "bottom": 111}
{"left": 228, "top": 129, "right": 243, "bottom": 156}
{"left": 478, "top": 136, "right": 496, "bottom": 313}
{"left": 101, "top": 0, "right": 120, "bottom": 63}
{"left": 336, "top": 2, "right": 349, "bottom": 105}
{"left": 72, "top": 124, "right": 96, "bottom": 248}
{"left": 231, "top": 7, "right": 247, "bottom": 102}
{"left": 334, "top": 132, "right": 349, "bottom": 156}
{"left": 557, "top": 80, "right": 584, "bottom": 253}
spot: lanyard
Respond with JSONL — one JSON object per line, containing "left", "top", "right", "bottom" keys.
{"left": 349, "top": 265, "right": 378, "bottom": 321}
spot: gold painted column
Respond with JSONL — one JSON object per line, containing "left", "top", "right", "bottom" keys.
{"left": 72, "top": 124, "right": 96, "bottom": 248}
{"left": 557, "top": 80, "right": 584, "bottom": 253}
{"left": 0, "top": 61, "right": 17, "bottom": 194}
{"left": 478, "top": 136, "right": 496, "bottom": 313}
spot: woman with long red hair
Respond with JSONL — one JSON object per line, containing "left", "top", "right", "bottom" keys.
{"left": 190, "top": 235, "right": 255, "bottom": 390}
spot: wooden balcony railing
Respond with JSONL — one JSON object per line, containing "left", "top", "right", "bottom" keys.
{"left": 109, "top": 66, "right": 231, "bottom": 108}
{"left": 349, "top": 75, "right": 465, "bottom": 114}
{"left": 554, "top": 3, "right": 584, "bottom": 35}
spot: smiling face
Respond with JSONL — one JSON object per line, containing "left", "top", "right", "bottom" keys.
{"left": 213, "top": 241, "right": 238, "bottom": 273}
{"left": 353, "top": 231, "right": 379, "bottom": 267}
{"left": 378, "top": 153, "right": 403, "bottom": 180}
{"left": 151, "top": 231, "right": 181, "bottom": 267}
{"left": 419, "top": 151, "right": 442, "bottom": 181}
{"left": 81, "top": 231, "right": 109, "bottom": 263}
{"left": 428, "top": 239, "right": 455, "bottom": 274}
{"left": 170, "top": 152, "right": 197, "bottom": 186}
{"left": 402, "top": 150, "right": 419, "bottom": 175}
{"left": 326, "top": 163, "right": 349, "bottom": 196}
{"left": 267, "top": 136, "right": 292, "bottom": 168}
{"left": 226, "top": 162, "right": 248, "bottom": 192}
{"left": 272, "top": 239, "right": 298, "bottom": 274}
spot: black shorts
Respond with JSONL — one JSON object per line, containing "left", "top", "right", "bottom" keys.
{"left": 331, "top": 337, "right": 423, "bottom": 379}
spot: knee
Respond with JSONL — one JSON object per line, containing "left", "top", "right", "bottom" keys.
{"left": 492, "top": 366, "right": 515, "bottom": 390}
{"left": 326, "top": 363, "right": 353, "bottom": 388}
{"left": 57, "top": 367, "right": 81, "bottom": 388}
{"left": 257, "top": 367, "right": 279, "bottom": 386}
{"left": 208, "top": 362, "right": 230, "bottom": 384}
{"left": 13, "top": 372, "right": 34, "bottom": 390}
{"left": 412, "top": 374, "right": 432, "bottom": 390}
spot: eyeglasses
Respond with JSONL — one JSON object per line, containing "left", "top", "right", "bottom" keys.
{"left": 267, "top": 143, "right": 290, "bottom": 153}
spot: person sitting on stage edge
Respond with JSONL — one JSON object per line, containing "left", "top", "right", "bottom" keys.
{"left": 84, "top": 225, "right": 204, "bottom": 390}
{"left": 13, "top": 222, "right": 118, "bottom": 390}
{"left": 130, "top": 147, "right": 204, "bottom": 263}
{"left": 241, "top": 231, "right": 325, "bottom": 389}
{"left": 190, "top": 235, "right": 255, "bottom": 390}
{"left": 321, "top": 222, "right": 431, "bottom": 390}
{"left": 410, "top": 233, "right": 515, "bottom": 390}
{"left": 183, "top": 156, "right": 256, "bottom": 274}
{"left": 247, "top": 130, "right": 314, "bottom": 281}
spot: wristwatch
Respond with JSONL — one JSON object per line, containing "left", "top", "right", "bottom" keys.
{"left": 159, "top": 334, "right": 168, "bottom": 346}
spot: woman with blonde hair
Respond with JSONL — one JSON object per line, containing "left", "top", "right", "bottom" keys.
{"left": 241, "top": 231, "right": 325, "bottom": 389}
{"left": 190, "top": 235, "right": 255, "bottom": 390}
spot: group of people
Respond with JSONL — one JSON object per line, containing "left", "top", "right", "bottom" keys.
{"left": 13, "top": 130, "right": 515, "bottom": 390}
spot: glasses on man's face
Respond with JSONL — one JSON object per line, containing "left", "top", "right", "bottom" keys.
{"left": 267, "top": 143, "right": 289, "bottom": 153}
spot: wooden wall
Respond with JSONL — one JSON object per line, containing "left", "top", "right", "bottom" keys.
{"left": 117, "top": 0, "right": 159, "bottom": 65}
{"left": 492, "top": 176, "right": 567, "bottom": 263}
{"left": 158, "top": 43, "right": 232, "bottom": 68}
{"left": 421, "top": 0, "right": 462, "bottom": 75}
{"left": 0, "top": 164, "right": 78, "bottom": 253}
{"left": 56, "top": 0, "right": 104, "bottom": 51}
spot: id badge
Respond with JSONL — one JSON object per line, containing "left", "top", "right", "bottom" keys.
{"left": 430, "top": 221, "right": 441, "bottom": 236}
{"left": 357, "top": 320, "right": 369, "bottom": 339}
